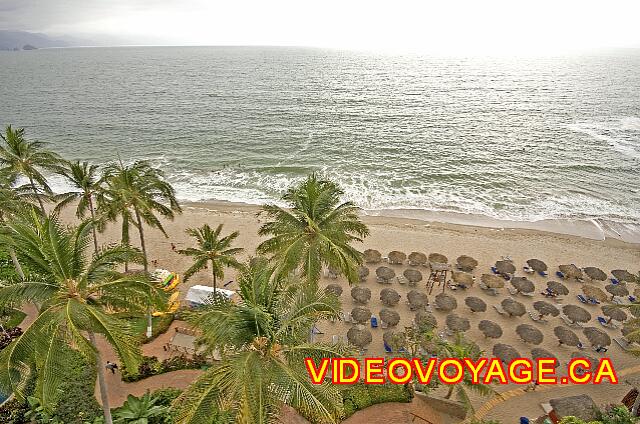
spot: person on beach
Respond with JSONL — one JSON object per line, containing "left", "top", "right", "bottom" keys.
{"left": 105, "top": 361, "right": 118, "bottom": 374}
{"left": 171, "top": 242, "right": 176, "bottom": 252}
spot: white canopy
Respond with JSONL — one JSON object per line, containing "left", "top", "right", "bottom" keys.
{"left": 185, "top": 285, "right": 235, "bottom": 305}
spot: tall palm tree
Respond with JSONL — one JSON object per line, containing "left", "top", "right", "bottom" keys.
{"left": 178, "top": 224, "right": 244, "bottom": 293}
{"left": 54, "top": 160, "right": 103, "bottom": 253}
{"left": 99, "top": 160, "right": 181, "bottom": 272}
{"left": 0, "top": 125, "right": 65, "bottom": 213}
{"left": 0, "top": 212, "right": 165, "bottom": 424}
{"left": 257, "top": 174, "right": 369, "bottom": 285}
{"left": 174, "top": 258, "right": 349, "bottom": 424}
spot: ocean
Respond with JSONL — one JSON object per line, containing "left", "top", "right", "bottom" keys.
{"left": 0, "top": 46, "right": 639, "bottom": 240}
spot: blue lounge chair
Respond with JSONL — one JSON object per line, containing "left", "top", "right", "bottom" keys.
{"left": 630, "top": 296, "right": 637, "bottom": 303}
{"left": 371, "top": 317, "right": 378, "bottom": 328}
{"left": 577, "top": 294, "right": 589, "bottom": 304}
{"left": 577, "top": 341, "right": 585, "bottom": 350}
{"left": 556, "top": 271, "right": 565, "bottom": 279}
{"left": 597, "top": 317, "right": 608, "bottom": 326}
{"left": 589, "top": 298, "right": 600, "bottom": 305}
{"left": 384, "top": 341, "right": 392, "bottom": 353}
{"left": 539, "top": 271, "right": 548, "bottom": 277}
{"left": 491, "top": 266, "right": 499, "bottom": 274}
{"left": 611, "top": 278, "right": 620, "bottom": 285}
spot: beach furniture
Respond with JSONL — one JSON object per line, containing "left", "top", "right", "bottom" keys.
{"left": 614, "top": 337, "right": 638, "bottom": 351}
{"left": 560, "top": 315, "right": 582, "bottom": 327}
{"left": 630, "top": 296, "right": 637, "bottom": 302}
{"left": 556, "top": 271, "right": 565, "bottom": 279}
{"left": 576, "top": 294, "right": 589, "bottom": 304}
{"left": 576, "top": 342, "right": 586, "bottom": 350}
{"left": 371, "top": 316, "right": 378, "bottom": 328}
{"left": 528, "top": 311, "right": 544, "bottom": 322}
{"left": 611, "top": 278, "right": 620, "bottom": 285}
{"left": 523, "top": 266, "right": 535, "bottom": 274}
{"left": 185, "top": 285, "right": 235, "bottom": 307}
{"left": 539, "top": 271, "right": 548, "bottom": 277}
{"left": 493, "top": 305, "right": 508, "bottom": 316}
{"left": 384, "top": 341, "right": 393, "bottom": 353}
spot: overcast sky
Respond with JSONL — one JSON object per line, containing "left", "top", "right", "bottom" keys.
{"left": 2, "top": 0, "right": 639, "bottom": 53}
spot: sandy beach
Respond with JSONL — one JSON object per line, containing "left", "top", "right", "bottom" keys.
{"left": 61, "top": 200, "right": 640, "bottom": 421}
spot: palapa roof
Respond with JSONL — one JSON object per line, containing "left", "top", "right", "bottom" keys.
{"left": 479, "top": 320, "right": 503, "bottom": 339}
{"left": 414, "top": 311, "right": 437, "bottom": 330}
{"left": 559, "top": 264, "right": 583, "bottom": 279}
{"left": 516, "top": 324, "right": 544, "bottom": 344}
{"left": 428, "top": 252, "right": 448, "bottom": 264}
{"left": 347, "top": 327, "right": 372, "bottom": 347}
{"left": 379, "top": 308, "right": 400, "bottom": 326}
{"left": 481, "top": 274, "right": 505, "bottom": 288}
{"left": 583, "top": 326, "right": 611, "bottom": 346}
{"left": 403, "top": 268, "right": 423, "bottom": 283}
{"left": 383, "top": 331, "right": 406, "bottom": 350}
{"left": 493, "top": 343, "right": 521, "bottom": 364}
{"left": 408, "top": 251, "right": 427, "bottom": 265}
{"left": 612, "top": 269, "right": 635, "bottom": 282}
{"left": 363, "top": 249, "right": 382, "bottom": 264}
{"left": 358, "top": 266, "right": 370, "bottom": 280}
{"left": 601, "top": 305, "right": 627, "bottom": 322}
{"left": 375, "top": 266, "right": 395, "bottom": 281}
{"left": 456, "top": 255, "right": 478, "bottom": 272}
{"left": 452, "top": 271, "right": 474, "bottom": 286}
{"left": 547, "top": 281, "right": 569, "bottom": 296}
{"left": 446, "top": 313, "right": 470, "bottom": 332}
{"left": 562, "top": 304, "right": 591, "bottom": 323}
{"left": 531, "top": 348, "right": 559, "bottom": 367}
{"left": 549, "top": 395, "right": 598, "bottom": 422}
{"left": 583, "top": 266, "right": 607, "bottom": 281}
{"left": 511, "top": 277, "right": 535, "bottom": 293}
{"left": 351, "top": 306, "right": 372, "bottom": 324}
{"left": 435, "top": 293, "right": 457, "bottom": 312}
{"left": 606, "top": 283, "right": 629, "bottom": 297}
{"left": 527, "top": 259, "right": 548, "bottom": 272}
{"left": 501, "top": 298, "right": 526, "bottom": 317}
{"left": 325, "top": 284, "right": 343, "bottom": 296}
{"left": 554, "top": 326, "right": 579, "bottom": 346}
{"left": 533, "top": 300, "right": 560, "bottom": 317}
{"left": 407, "top": 290, "right": 428, "bottom": 308}
{"left": 465, "top": 296, "right": 487, "bottom": 312}
{"left": 495, "top": 260, "right": 516, "bottom": 275}
{"left": 351, "top": 286, "right": 371, "bottom": 304}
{"left": 379, "top": 287, "right": 400, "bottom": 306}
{"left": 388, "top": 250, "right": 407, "bottom": 264}
{"left": 582, "top": 284, "right": 608, "bottom": 302}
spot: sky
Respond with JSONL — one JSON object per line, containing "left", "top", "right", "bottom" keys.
{"left": 1, "top": 0, "right": 639, "bottom": 53}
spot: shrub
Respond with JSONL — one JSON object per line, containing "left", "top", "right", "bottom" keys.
{"left": 122, "top": 354, "right": 208, "bottom": 382}
{"left": 0, "top": 327, "right": 23, "bottom": 350}
{"left": 341, "top": 383, "right": 413, "bottom": 418}
{"left": 52, "top": 349, "right": 102, "bottom": 423}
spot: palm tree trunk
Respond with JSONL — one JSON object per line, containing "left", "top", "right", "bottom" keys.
{"left": 28, "top": 177, "right": 46, "bottom": 214}
{"left": 8, "top": 247, "right": 25, "bottom": 280}
{"left": 632, "top": 389, "right": 640, "bottom": 415}
{"left": 444, "top": 385, "right": 455, "bottom": 399}
{"left": 212, "top": 265, "right": 217, "bottom": 294}
{"left": 88, "top": 196, "right": 99, "bottom": 253}
{"left": 88, "top": 332, "right": 113, "bottom": 424}
{"left": 122, "top": 218, "right": 130, "bottom": 272}
{"left": 134, "top": 209, "right": 148, "bottom": 272}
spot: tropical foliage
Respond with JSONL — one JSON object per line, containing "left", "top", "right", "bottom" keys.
{"left": 113, "top": 392, "right": 169, "bottom": 424}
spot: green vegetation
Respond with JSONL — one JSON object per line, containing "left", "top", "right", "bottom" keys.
{"left": 558, "top": 404, "right": 638, "bottom": 424}
{"left": 126, "top": 313, "right": 175, "bottom": 342}
{"left": 121, "top": 354, "right": 208, "bottom": 382}
{"left": 341, "top": 383, "right": 413, "bottom": 419}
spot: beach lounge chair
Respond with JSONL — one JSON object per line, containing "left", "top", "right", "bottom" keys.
{"left": 528, "top": 311, "right": 544, "bottom": 322}
{"left": 384, "top": 341, "right": 393, "bottom": 353}
{"left": 560, "top": 315, "right": 580, "bottom": 327}
{"left": 493, "top": 305, "right": 508, "bottom": 316}
{"left": 556, "top": 271, "right": 565, "bottom": 279}
{"left": 380, "top": 320, "right": 388, "bottom": 329}
{"left": 539, "top": 271, "right": 548, "bottom": 277}
{"left": 523, "top": 266, "right": 534, "bottom": 274}
{"left": 588, "top": 297, "right": 600, "bottom": 305}
{"left": 371, "top": 317, "right": 378, "bottom": 328}
{"left": 491, "top": 266, "right": 499, "bottom": 274}
{"left": 576, "top": 294, "right": 589, "bottom": 304}
{"left": 343, "top": 311, "right": 352, "bottom": 323}
{"left": 614, "top": 337, "right": 637, "bottom": 352}
{"left": 630, "top": 296, "right": 637, "bottom": 303}
{"left": 611, "top": 278, "right": 620, "bottom": 285}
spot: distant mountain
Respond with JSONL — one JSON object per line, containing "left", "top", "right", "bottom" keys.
{"left": 0, "top": 31, "right": 76, "bottom": 50}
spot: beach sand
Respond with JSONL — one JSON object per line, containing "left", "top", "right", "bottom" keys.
{"left": 60, "top": 200, "right": 640, "bottom": 422}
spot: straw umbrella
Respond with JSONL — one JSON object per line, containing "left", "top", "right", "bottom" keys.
{"left": 583, "top": 326, "right": 611, "bottom": 347}
{"left": 446, "top": 314, "right": 470, "bottom": 333}
{"left": 403, "top": 269, "right": 423, "bottom": 284}
{"left": 479, "top": 320, "right": 503, "bottom": 339}
{"left": 351, "top": 286, "right": 371, "bottom": 304}
{"left": 481, "top": 274, "right": 505, "bottom": 288}
{"left": 562, "top": 305, "right": 591, "bottom": 324}
{"left": 605, "top": 283, "right": 629, "bottom": 299}
{"left": 502, "top": 298, "right": 526, "bottom": 317}
{"left": 612, "top": 269, "right": 635, "bottom": 282}
{"left": 380, "top": 288, "right": 400, "bottom": 307}
{"left": 327, "top": 266, "right": 341, "bottom": 279}
{"left": 511, "top": 277, "right": 535, "bottom": 294}
{"left": 428, "top": 253, "right": 448, "bottom": 264}
{"left": 493, "top": 343, "right": 521, "bottom": 364}
{"left": 325, "top": 284, "right": 343, "bottom": 296}
{"left": 583, "top": 267, "right": 607, "bottom": 281}
{"left": 358, "top": 266, "right": 370, "bottom": 282}
{"left": 465, "top": 296, "right": 487, "bottom": 313}
{"left": 516, "top": 324, "right": 544, "bottom": 345}
{"left": 548, "top": 395, "right": 598, "bottom": 423}
{"left": 388, "top": 251, "right": 406, "bottom": 265}
{"left": 601, "top": 305, "right": 628, "bottom": 323}
{"left": 527, "top": 259, "right": 548, "bottom": 273}
{"left": 347, "top": 327, "right": 372, "bottom": 348}
{"left": 452, "top": 271, "right": 474, "bottom": 287}
{"left": 407, "top": 290, "right": 429, "bottom": 311}
{"left": 376, "top": 266, "right": 395, "bottom": 283}
{"left": 351, "top": 306, "right": 372, "bottom": 324}
{"left": 570, "top": 352, "right": 596, "bottom": 374}
{"left": 547, "top": 281, "right": 569, "bottom": 296}
{"left": 456, "top": 255, "right": 478, "bottom": 272}
{"left": 554, "top": 326, "right": 579, "bottom": 346}
{"left": 383, "top": 331, "right": 406, "bottom": 351}
{"left": 495, "top": 260, "right": 515, "bottom": 275}
{"left": 533, "top": 300, "right": 560, "bottom": 317}
{"left": 414, "top": 311, "right": 437, "bottom": 330}
{"left": 380, "top": 308, "right": 400, "bottom": 327}
{"left": 408, "top": 252, "right": 427, "bottom": 266}
{"left": 531, "top": 348, "right": 559, "bottom": 367}
{"left": 435, "top": 293, "right": 457, "bottom": 312}
{"left": 559, "top": 264, "right": 583, "bottom": 280}
{"left": 582, "top": 285, "right": 608, "bottom": 303}
{"left": 363, "top": 249, "right": 382, "bottom": 264}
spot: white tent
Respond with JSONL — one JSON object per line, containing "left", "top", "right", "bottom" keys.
{"left": 185, "top": 285, "right": 235, "bottom": 306}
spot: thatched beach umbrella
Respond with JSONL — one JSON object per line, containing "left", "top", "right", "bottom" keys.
{"left": 435, "top": 293, "right": 457, "bottom": 312}
{"left": 605, "top": 283, "right": 629, "bottom": 298}
{"left": 481, "top": 274, "right": 505, "bottom": 289}
{"left": 479, "top": 320, "right": 503, "bottom": 339}
{"left": 388, "top": 251, "right": 406, "bottom": 265}
{"left": 406, "top": 290, "right": 429, "bottom": 311}
{"left": 511, "top": 277, "right": 535, "bottom": 294}
{"left": 531, "top": 348, "right": 559, "bottom": 368}
{"left": 465, "top": 296, "right": 487, "bottom": 313}
{"left": 351, "top": 307, "right": 372, "bottom": 324}
{"left": 351, "top": 286, "right": 371, "bottom": 304}
{"left": 549, "top": 395, "right": 598, "bottom": 423}
{"left": 363, "top": 249, "right": 382, "bottom": 264}
{"left": 383, "top": 331, "right": 406, "bottom": 351}
{"left": 547, "top": 281, "right": 569, "bottom": 296}
{"left": 527, "top": 259, "right": 548, "bottom": 273}
{"left": 325, "top": 284, "right": 343, "bottom": 296}
{"left": 408, "top": 252, "right": 427, "bottom": 266}
{"left": 493, "top": 343, "right": 521, "bottom": 364}
{"left": 583, "top": 326, "right": 611, "bottom": 347}
{"left": 516, "top": 324, "right": 544, "bottom": 345}
{"left": 570, "top": 352, "right": 596, "bottom": 373}
{"left": 375, "top": 266, "right": 395, "bottom": 283}
{"left": 502, "top": 298, "right": 526, "bottom": 317}
{"left": 583, "top": 267, "right": 607, "bottom": 281}
{"left": 612, "top": 269, "right": 635, "bottom": 282}
{"left": 347, "top": 327, "right": 372, "bottom": 348}
{"left": 559, "top": 264, "right": 583, "bottom": 280}
{"left": 562, "top": 304, "right": 591, "bottom": 324}
{"left": 446, "top": 313, "right": 470, "bottom": 333}
{"left": 582, "top": 285, "right": 608, "bottom": 303}
{"left": 495, "top": 260, "right": 516, "bottom": 275}
{"left": 403, "top": 269, "right": 423, "bottom": 284}
{"left": 554, "top": 326, "right": 580, "bottom": 346}
{"left": 428, "top": 253, "right": 448, "bottom": 264}
{"left": 414, "top": 311, "right": 437, "bottom": 330}
{"left": 601, "top": 305, "right": 627, "bottom": 323}
{"left": 453, "top": 271, "right": 474, "bottom": 286}
{"left": 380, "top": 288, "right": 400, "bottom": 307}
{"left": 456, "top": 255, "right": 478, "bottom": 272}
{"left": 327, "top": 266, "right": 341, "bottom": 279}
{"left": 533, "top": 300, "right": 560, "bottom": 317}
{"left": 380, "top": 308, "right": 400, "bottom": 327}
{"left": 358, "top": 266, "right": 370, "bottom": 282}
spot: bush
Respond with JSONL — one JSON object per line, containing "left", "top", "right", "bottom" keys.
{"left": 0, "top": 397, "right": 30, "bottom": 424}
{"left": 52, "top": 349, "right": 102, "bottom": 423}
{"left": 341, "top": 383, "right": 413, "bottom": 418}
{"left": 0, "top": 327, "right": 23, "bottom": 350}
{"left": 122, "top": 354, "right": 209, "bottom": 382}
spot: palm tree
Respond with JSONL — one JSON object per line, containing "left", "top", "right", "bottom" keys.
{"left": 437, "top": 333, "right": 496, "bottom": 411}
{"left": 0, "top": 125, "right": 65, "bottom": 213}
{"left": 0, "top": 212, "right": 165, "bottom": 424}
{"left": 99, "top": 160, "right": 181, "bottom": 272}
{"left": 257, "top": 174, "right": 369, "bottom": 285}
{"left": 178, "top": 224, "right": 244, "bottom": 293}
{"left": 174, "top": 258, "right": 349, "bottom": 424}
